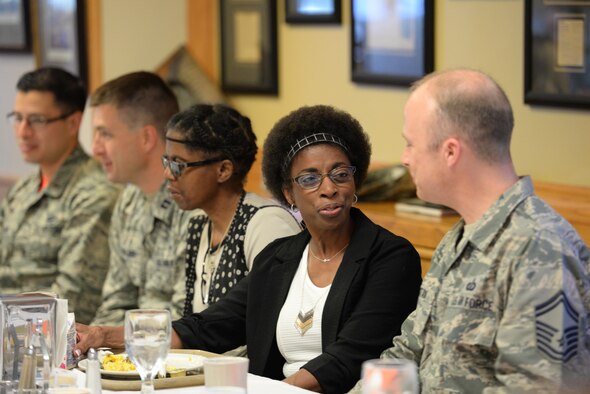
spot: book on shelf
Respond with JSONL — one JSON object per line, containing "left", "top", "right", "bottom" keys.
{"left": 394, "top": 198, "right": 457, "bottom": 217}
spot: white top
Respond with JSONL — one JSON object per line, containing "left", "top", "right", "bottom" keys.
{"left": 192, "top": 193, "right": 301, "bottom": 312}
{"left": 276, "top": 244, "right": 331, "bottom": 378}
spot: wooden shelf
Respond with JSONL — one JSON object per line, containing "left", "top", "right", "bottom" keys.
{"left": 358, "top": 201, "right": 459, "bottom": 275}
{"left": 245, "top": 161, "right": 590, "bottom": 277}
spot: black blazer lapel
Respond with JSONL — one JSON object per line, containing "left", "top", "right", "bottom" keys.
{"left": 321, "top": 208, "right": 378, "bottom": 348}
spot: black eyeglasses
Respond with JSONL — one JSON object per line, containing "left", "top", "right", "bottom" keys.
{"left": 6, "top": 111, "right": 75, "bottom": 132}
{"left": 161, "top": 155, "right": 225, "bottom": 178}
{"left": 292, "top": 165, "right": 356, "bottom": 190}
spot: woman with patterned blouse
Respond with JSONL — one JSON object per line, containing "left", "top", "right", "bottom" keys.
{"left": 75, "top": 104, "right": 300, "bottom": 353}
{"left": 163, "top": 104, "right": 301, "bottom": 315}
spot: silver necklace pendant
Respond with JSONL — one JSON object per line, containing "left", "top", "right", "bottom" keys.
{"left": 309, "top": 242, "right": 349, "bottom": 263}
{"left": 295, "top": 309, "right": 314, "bottom": 335}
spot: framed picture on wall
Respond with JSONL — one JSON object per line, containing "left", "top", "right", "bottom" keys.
{"left": 0, "top": 0, "right": 31, "bottom": 52}
{"left": 220, "top": 0, "right": 278, "bottom": 95}
{"left": 351, "top": 0, "right": 434, "bottom": 86}
{"left": 524, "top": 0, "right": 590, "bottom": 109}
{"left": 34, "top": 0, "right": 87, "bottom": 84}
{"left": 285, "top": 0, "right": 341, "bottom": 24}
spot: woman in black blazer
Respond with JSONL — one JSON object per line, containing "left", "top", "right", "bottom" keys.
{"left": 171, "top": 105, "right": 422, "bottom": 393}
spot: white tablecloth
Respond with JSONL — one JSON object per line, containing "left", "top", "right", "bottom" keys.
{"left": 102, "top": 373, "right": 314, "bottom": 394}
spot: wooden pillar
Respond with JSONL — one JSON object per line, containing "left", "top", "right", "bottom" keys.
{"left": 86, "top": 0, "right": 103, "bottom": 92}
{"left": 186, "top": 0, "right": 218, "bottom": 82}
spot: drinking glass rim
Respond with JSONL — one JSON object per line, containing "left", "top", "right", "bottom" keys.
{"left": 363, "top": 358, "right": 416, "bottom": 367}
{"left": 203, "top": 356, "right": 249, "bottom": 364}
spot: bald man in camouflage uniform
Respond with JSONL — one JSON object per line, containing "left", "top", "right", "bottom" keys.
{"left": 0, "top": 68, "right": 119, "bottom": 324}
{"left": 90, "top": 72, "right": 196, "bottom": 325}
{"left": 351, "top": 69, "right": 590, "bottom": 393}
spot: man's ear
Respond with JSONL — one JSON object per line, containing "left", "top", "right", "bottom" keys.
{"left": 442, "top": 137, "right": 461, "bottom": 168}
{"left": 217, "top": 159, "right": 234, "bottom": 183}
{"left": 67, "top": 111, "right": 83, "bottom": 139}
{"left": 139, "top": 125, "right": 159, "bottom": 153}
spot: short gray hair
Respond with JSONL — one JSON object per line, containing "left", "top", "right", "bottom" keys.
{"left": 412, "top": 69, "right": 514, "bottom": 164}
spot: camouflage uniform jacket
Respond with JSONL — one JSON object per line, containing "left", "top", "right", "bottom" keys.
{"left": 92, "top": 182, "right": 196, "bottom": 325}
{"left": 381, "top": 176, "right": 590, "bottom": 393}
{"left": 0, "top": 146, "right": 119, "bottom": 324}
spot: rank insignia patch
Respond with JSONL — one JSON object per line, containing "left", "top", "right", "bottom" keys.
{"left": 535, "top": 291, "right": 579, "bottom": 363}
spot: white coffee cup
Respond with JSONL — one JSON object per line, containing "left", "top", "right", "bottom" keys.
{"left": 203, "top": 357, "right": 249, "bottom": 392}
{"left": 48, "top": 388, "right": 92, "bottom": 394}
{"left": 203, "top": 388, "right": 245, "bottom": 394}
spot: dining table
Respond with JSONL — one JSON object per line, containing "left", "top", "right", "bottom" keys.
{"left": 102, "top": 373, "right": 315, "bottom": 394}
{"left": 71, "top": 356, "right": 315, "bottom": 394}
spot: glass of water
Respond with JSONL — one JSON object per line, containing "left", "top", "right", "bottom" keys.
{"left": 124, "top": 310, "right": 171, "bottom": 394}
{"left": 362, "top": 358, "right": 419, "bottom": 394}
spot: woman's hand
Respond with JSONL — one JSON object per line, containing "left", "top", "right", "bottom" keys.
{"left": 74, "top": 323, "right": 124, "bottom": 357}
{"left": 170, "top": 329, "right": 184, "bottom": 349}
{"left": 283, "top": 368, "right": 323, "bottom": 392}
{"left": 74, "top": 323, "right": 184, "bottom": 359}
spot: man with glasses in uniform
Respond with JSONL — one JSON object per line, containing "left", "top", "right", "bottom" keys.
{"left": 0, "top": 67, "right": 119, "bottom": 324}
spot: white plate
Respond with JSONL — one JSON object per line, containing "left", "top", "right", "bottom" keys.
{"left": 78, "top": 353, "right": 205, "bottom": 378}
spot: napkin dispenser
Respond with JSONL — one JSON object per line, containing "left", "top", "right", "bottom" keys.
{"left": 0, "top": 293, "right": 57, "bottom": 381}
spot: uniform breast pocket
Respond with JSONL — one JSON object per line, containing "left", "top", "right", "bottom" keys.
{"left": 439, "top": 306, "right": 499, "bottom": 385}
{"left": 448, "top": 315, "right": 497, "bottom": 349}
{"left": 20, "top": 214, "right": 64, "bottom": 261}
{"left": 146, "top": 257, "right": 177, "bottom": 293}
{"left": 442, "top": 300, "right": 498, "bottom": 348}
{"left": 412, "top": 275, "right": 438, "bottom": 335}
{"left": 19, "top": 228, "right": 61, "bottom": 261}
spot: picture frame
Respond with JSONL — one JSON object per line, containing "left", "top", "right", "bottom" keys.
{"left": 34, "top": 0, "right": 87, "bottom": 84}
{"left": 524, "top": 0, "right": 590, "bottom": 109}
{"left": 220, "top": 0, "right": 278, "bottom": 95}
{"left": 351, "top": 0, "right": 434, "bottom": 86}
{"left": 0, "top": 0, "right": 31, "bottom": 52}
{"left": 285, "top": 0, "right": 341, "bottom": 24}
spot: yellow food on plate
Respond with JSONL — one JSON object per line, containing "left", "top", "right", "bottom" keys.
{"left": 101, "top": 354, "right": 136, "bottom": 372}
{"left": 166, "top": 367, "right": 187, "bottom": 378}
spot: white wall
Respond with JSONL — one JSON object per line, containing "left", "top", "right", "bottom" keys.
{"left": 3, "top": 0, "right": 589, "bottom": 187}
{"left": 0, "top": 0, "right": 186, "bottom": 178}
{"left": 0, "top": 55, "right": 37, "bottom": 178}
{"left": 100, "top": 0, "right": 186, "bottom": 81}
{"left": 228, "top": 0, "right": 590, "bottom": 187}
{"left": 76, "top": 0, "right": 187, "bottom": 151}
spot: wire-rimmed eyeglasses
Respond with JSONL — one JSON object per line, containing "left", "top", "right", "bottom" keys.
{"left": 161, "top": 155, "right": 226, "bottom": 178}
{"left": 6, "top": 111, "right": 76, "bottom": 132}
{"left": 291, "top": 165, "right": 356, "bottom": 190}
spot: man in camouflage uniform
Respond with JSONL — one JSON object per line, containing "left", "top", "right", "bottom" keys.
{"left": 352, "top": 69, "right": 590, "bottom": 393}
{"left": 0, "top": 68, "right": 119, "bottom": 324}
{"left": 90, "top": 71, "right": 196, "bottom": 325}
